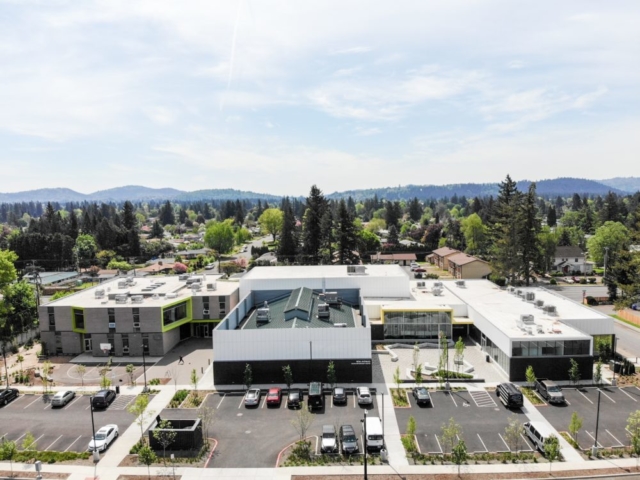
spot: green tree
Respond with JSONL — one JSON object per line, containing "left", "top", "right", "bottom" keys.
{"left": 204, "top": 221, "right": 235, "bottom": 269}
{"left": 126, "top": 364, "right": 136, "bottom": 386}
{"left": 326, "top": 361, "right": 337, "bottom": 388}
{"left": 150, "top": 220, "right": 164, "bottom": 239}
{"left": 454, "top": 337, "right": 465, "bottom": 373}
{"left": 441, "top": 417, "right": 462, "bottom": 454}
{"left": 517, "top": 183, "right": 541, "bottom": 285}
{"left": 0, "top": 249, "right": 18, "bottom": 289}
{"left": 283, "top": 365, "right": 293, "bottom": 389}
{"left": 544, "top": 435, "right": 560, "bottom": 472}
{"left": 357, "top": 229, "right": 381, "bottom": 254}
{"left": 127, "top": 394, "right": 152, "bottom": 443}
{"left": 407, "top": 415, "right": 417, "bottom": 437}
{"left": 569, "top": 358, "right": 581, "bottom": 388}
{"left": 73, "top": 234, "right": 98, "bottom": 269}
{"left": 258, "top": 208, "right": 284, "bottom": 242}
{"left": 587, "top": 221, "right": 630, "bottom": 266}
{"left": 243, "top": 363, "right": 253, "bottom": 391}
{"left": 336, "top": 199, "right": 358, "bottom": 264}
{"left": 301, "top": 185, "right": 327, "bottom": 265}
{"left": 414, "top": 364, "right": 423, "bottom": 385}
{"left": 76, "top": 364, "right": 87, "bottom": 388}
{"left": 461, "top": 213, "right": 487, "bottom": 255}
{"left": 393, "top": 366, "right": 401, "bottom": 393}
{"left": 451, "top": 439, "right": 467, "bottom": 477}
{"left": 290, "top": 401, "right": 314, "bottom": 443}
{"left": 489, "top": 175, "right": 522, "bottom": 284}
{"left": 628, "top": 410, "right": 640, "bottom": 467}
{"left": 525, "top": 365, "right": 536, "bottom": 388}
{"left": 504, "top": 416, "right": 524, "bottom": 454}
{"left": 594, "top": 358, "right": 603, "bottom": 386}
{"left": 278, "top": 198, "right": 298, "bottom": 262}
{"left": 191, "top": 368, "right": 199, "bottom": 397}
{"left": 569, "top": 411, "right": 583, "bottom": 445}
{"left": 137, "top": 444, "right": 157, "bottom": 479}
{"left": 152, "top": 419, "right": 177, "bottom": 467}
{"left": 0, "top": 439, "right": 18, "bottom": 473}
{"left": 21, "top": 432, "right": 37, "bottom": 451}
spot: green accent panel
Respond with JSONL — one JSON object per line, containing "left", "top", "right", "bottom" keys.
{"left": 71, "top": 306, "right": 87, "bottom": 333}
{"left": 191, "top": 319, "right": 221, "bottom": 323}
{"left": 161, "top": 298, "right": 193, "bottom": 332}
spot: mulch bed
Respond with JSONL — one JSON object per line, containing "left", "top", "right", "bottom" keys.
{"left": 0, "top": 471, "right": 68, "bottom": 479}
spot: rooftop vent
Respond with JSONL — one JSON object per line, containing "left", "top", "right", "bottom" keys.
{"left": 516, "top": 289, "right": 523, "bottom": 297}
{"left": 347, "top": 265, "right": 367, "bottom": 275}
{"left": 131, "top": 295, "right": 143, "bottom": 304}
{"left": 94, "top": 289, "right": 105, "bottom": 299}
{"left": 432, "top": 287, "right": 443, "bottom": 296}
{"left": 152, "top": 294, "right": 160, "bottom": 300}
{"left": 186, "top": 276, "right": 202, "bottom": 286}
{"left": 535, "top": 299, "right": 545, "bottom": 308}
{"left": 178, "top": 274, "right": 189, "bottom": 281}
{"left": 166, "top": 292, "right": 178, "bottom": 299}
{"left": 191, "top": 284, "right": 202, "bottom": 291}
{"left": 543, "top": 305, "right": 557, "bottom": 315}
{"left": 117, "top": 281, "right": 127, "bottom": 289}
{"left": 206, "top": 283, "right": 217, "bottom": 291}
{"left": 416, "top": 281, "right": 426, "bottom": 289}
{"left": 455, "top": 280, "right": 466, "bottom": 288}
{"left": 520, "top": 314, "right": 535, "bottom": 324}
{"left": 525, "top": 292, "right": 535, "bottom": 302}
{"left": 508, "top": 286, "right": 516, "bottom": 294}
{"left": 115, "top": 294, "right": 128, "bottom": 304}
{"left": 433, "top": 281, "right": 443, "bottom": 288}
{"left": 256, "top": 301, "right": 271, "bottom": 324}
{"left": 317, "top": 303, "right": 330, "bottom": 319}
{"left": 333, "top": 323, "right": 347, "bottom": 328}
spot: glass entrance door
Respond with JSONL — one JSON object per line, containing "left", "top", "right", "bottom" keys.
{"left": 84, "top": 337, "right": 92, "bottom": 352}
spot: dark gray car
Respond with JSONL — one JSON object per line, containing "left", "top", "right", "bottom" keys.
{"left": 412, "top": 387, "right": 431, "bottom": 406}
{"left": 339, "top": 425, "right": 359, "bottom": 454}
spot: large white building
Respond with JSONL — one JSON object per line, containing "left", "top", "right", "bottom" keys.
{"left": 213, "top": 265, "right": 614, "bottom": 384}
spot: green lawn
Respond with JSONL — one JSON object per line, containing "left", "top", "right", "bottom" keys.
{"left": 611, "top": 314, "right": 640, "bottom": 330}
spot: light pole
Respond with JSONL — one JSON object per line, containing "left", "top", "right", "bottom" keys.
{"left": 592, "top": 389, "right": 602, "bottom": 457}
{"left": 141, "top": 344, "right": 148, "bottom": 393}
{"left": 170, "top": 453, "right": 176, "bottom": 480}
{"left": 612, "top": 336, "right": 618, "bottom": 386}
{"left": 603, "top": 246, "right": 610, "bottom": 284}
{"left": 361, "top": 409, "right": 368, "bottom": 480}
{"left": 89, "top": 396, "right": 100, "bottom": 476}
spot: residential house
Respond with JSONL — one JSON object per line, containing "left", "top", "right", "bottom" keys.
{"left": 447, "top": 253, "right": 492, "bottom": 279}
{"left": 430, "top": 247, "right": 460, "bottom": 270}
{"left": 553, "top": 246, "right": 593, "bottom": 274}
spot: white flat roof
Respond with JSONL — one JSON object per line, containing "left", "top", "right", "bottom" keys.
{"left": 47, "top": 275, "right": 238, "bottom": 308}
{"left": 242, "top": 265, "right": 408, "bottom": 280}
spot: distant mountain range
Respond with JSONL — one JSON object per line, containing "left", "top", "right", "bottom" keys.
{"left": 0, "top": 177, "right": 638, "bottom": 204}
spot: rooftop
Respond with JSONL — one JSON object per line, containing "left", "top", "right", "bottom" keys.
{"left": 46, "top": 274, "right": 238, "bottom": 308}
{"left": 242, "top": 264, "right": 408, "bottom": 280}
{"left": 240, "top": 289, "right": 361, "bottom": 330}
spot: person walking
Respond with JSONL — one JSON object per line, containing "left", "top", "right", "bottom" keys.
{"left": 178, "top": 356, "right": 184, "bottom": 364}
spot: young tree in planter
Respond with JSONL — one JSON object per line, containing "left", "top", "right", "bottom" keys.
{"left": 451, "top": 439, "right": 467, "bottom": 477}
{"left": 326, "top": 361, "right": 337, "bottom": 388}
{"left": 128, "top": 394, "right": 153, "bottom": 444}
{"left": 525, "top": 365, "right": 536, "bottom": 389}
{"left": 569, "top": 358, "right": 581, "bottom": 388}
{"left": 414, "top": 364, "right": 423, "bottom": 386}
{"left": 0, "top": 439, "right": 18, "bottom": 474}
{"left": 440, "top": 417, "right": 462, "bottom": 455}
{"left": 138, "top": 444, "right": 157, "bottom": 479}
{"left": 544, "top": 435, "right": 560, "bottom": 472}
{"left": 152, "top": 419, "right": 177, "bottom": 467}
{"left": 504, "top": 416, "right": 524, "bottom": 454}
{"left": 569, "top": 411, "right": 583, "bottom": 446}
{"left": 126, "top": 364, "right": 136, "bottom": 386}
{"left": 290, "top": 401, "right": 314, "bottom": 458}
{"left": 412, "top": 343, "right": 420, "bottom": 373}
{"left": 243, "top": 363, "right": 253, "bottom": 391}
{"left": 16, "top": 354, "right": 24, "bottom": 380}
{"left": 191, "top": 368, "right": 199, "bottom": 397}
{"left": 283, "top": 365, "right": 293, "bottom": 390}
{"left": 21, "top": 432, "right": 37, "bottom": 452}
{"left": 393, "top": 366, "right": 401, "bottom": 398}
{"left": 198, "top": 405, "right": 215, "bottom": 445}
{"left": 627, "top": 410, "right": 640, "bottom": 467}
{"left": 75, "top": 364, "right": 86, "bottom": 388}
{"left": 594, "top": 358, "right": 603, "bottom": 387}
{"left": 454, "top": 337, "right": 465, "bottom": 373}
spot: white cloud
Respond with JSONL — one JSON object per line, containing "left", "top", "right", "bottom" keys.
{"left": 331, "top": 46, "right": 372, "bottom": 55}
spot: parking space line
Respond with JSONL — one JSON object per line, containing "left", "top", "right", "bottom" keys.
{"left": 14, "top": 433, "right": 26, "bottom": 444}
{"left": 33, "top": 434, "right": 45, "bottom": 446}
{"left": 449, "top": 393, "right": 457, "bottom": 407}
{"left": 600, "top": 390, "right": 616, "bottom": 403}
{"left": 238, "top": 395, "right": 245, "bottom": 409}
{"left": 619, "top": 388, "right": 638, "bottom": 402}
{"left": 414, "top": 435, "right": 422, "bottom": 454}
{"left": 606, "top": 430, "right": 624, "bottom": 447}
{"left": 430, "top": 394, "right": 435, "bottom": 408}
{"left": 434, "top": 435, "right": 443, "bottom": 454}
{"left": 284, "top": 398, "right": 289, "bottom": 409}
{"left": 477, "top": 434, "right": 488, "bottom": 452}
{"left": 65, "top": 396, "right": 83, "bottom": 410}
{"left": 577, "top": 390, "right": 594, "bottom": 404}
{"left": 64, "top": 436, "right": 82, "bottom": 452}
{"left": 498, "top": 433, "right": 511, "bottom": 452}
{"left": 353, "top": 393, "right": 356, "bottom": 408}
{"left": 261, "top": 395, "right": 267, "bottom": 409}
{"left": 521, "top": 433, "right": 534, "bottom": 452}
{"left": 216, "top": 394, "right": 225, "bottom": 409}
{"left": 24, "top": 397, "right": 41, "bottom": 409}
{"left": 586, "top": 431, "right": 603, "bottom": 448}
{"left": 45, "top": 435, "right": 63, "bottom": 451}
{"left": 43, "top": 401, "right": 52, "bottom": 410}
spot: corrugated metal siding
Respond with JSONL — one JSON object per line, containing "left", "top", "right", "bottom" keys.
{"left": 561, "top": 317, "right": 615, "bottom": 336}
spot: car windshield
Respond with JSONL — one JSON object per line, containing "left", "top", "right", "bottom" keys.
{"left": 268, "top": 392, "right": 277, "bottom": 397}
{"left": 417, "top": 388, "right": 428, "bottom": 395}
{"left": 323, "top": 432, "right": 335, "bottom": 438}
{"left": 344, "top": 435, "right": 356, "bottom": 442}
{"left": 95, "top": 434, "right": 106, "bottom": 440}
{"left": 548, "top": 386, "right": 561, "bottom": 392}
{"left": 368, "top": 434, "right": 383, "bottom": 440}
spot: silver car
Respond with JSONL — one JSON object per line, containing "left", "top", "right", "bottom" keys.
{"left": 51, "top": 390, "right": 76, "bottom": 408}
{"left": 244, "top": 388, "right": 261, "bottom": 407}
{"left": 356, "top": 386, "right": 373, "bottom": 406}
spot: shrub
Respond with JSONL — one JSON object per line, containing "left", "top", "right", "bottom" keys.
{"left": 169, "top": 389, "right": 189, "bottom": 408}
{"left": 424, "top": 273, "right": 439, "bottom": 279}
{"left": 149, "top": 378, "right": 161, "bottom": 386}
{"left": 586, "top": 296, "right": 597, "bottom": 306}
{"left": 580, "top": 278, "right": 587, "bottom": 284}
{"left": 490, "top": 275, "right": 506, "bottom": 287}
{"left": 588, "top": 277, "right": 596, "bottom": 284}
{"left": 549, "top": 278, "right": 557, "bottom": 285}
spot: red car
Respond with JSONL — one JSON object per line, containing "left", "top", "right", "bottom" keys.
{"left": 413, "top": 268, "right": 426, "bottom": 273}
{"left": 266, "top": 387, "right": 282, "bottom": 406}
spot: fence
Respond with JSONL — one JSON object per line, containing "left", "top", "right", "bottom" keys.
{"left": 0, "top": 327, "right": 39, "bottom": 352}
{"left": 617, "top": 308, "right": 640, "bottom": 327}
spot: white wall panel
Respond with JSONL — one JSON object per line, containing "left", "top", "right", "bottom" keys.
{"left": 561, "top": 318, "right": 614, "bottom": 336}
{"left": 467, "top": 306, "right": 512, "bottom": 354}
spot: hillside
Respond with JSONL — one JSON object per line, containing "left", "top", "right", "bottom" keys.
{"left": 600, "top": 177, "right": 640, "bottom": 193}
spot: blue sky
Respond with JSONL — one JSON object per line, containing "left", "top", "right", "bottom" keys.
{"left": 1, "top": 1, "right": 639, "bottom": 196}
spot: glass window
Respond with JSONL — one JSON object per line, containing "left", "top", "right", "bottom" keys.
{"left": 163, "top": 301, "right": 188, "bottom": 326}
{"left": 73, "top": 309, "right": 84, "bottom": 329}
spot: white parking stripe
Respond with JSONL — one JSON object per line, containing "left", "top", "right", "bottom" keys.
{"left": 586, "top": 431, "right": 603, "bottom": 448}
{"left": 24, "top": 397, "right": 41, "bottom": 409}
{"left": 606, "top": 430, "right": 624, "bottom": 447}
{"left": 33, "top": 434, "right": 45, "bottom": 446}
{"left": 449, "top": 393, "right": 457, "bottom": 407}
{"left": 14, "top": 433, "right": 26, "bottom": 444}
{"left": 261, "top": 395, "right": 267, "bottom": 409}
{"left": 353, "top": 393, "right": 356, "bottom": 408}
{"left": 238, "top": 395, "right": 244, "bottom": 409}
{"left": 600, "top": 390, "right": 616, "bottom": 403}
{"left": 477, "top": 434, "right": 488, "bottom": 452}
{"left": 498, "top": 433, "right": 511, "bottom": 451}
{"left": 45, "top": 435, "right": 63, "bottom": 451}
{"left": 619, "top": 388, "right": 637, "bottom": 402}
{"left": 65, "top": 396, "right": 82, "bottom": 409}
{"left": 434, "top": 434, "right": 443, "bottom": 454}
{"left": 216, "top": 394, "right": 225, "bottom": 409}
{"left": 64, "top": 436, "right": 82, "bottom": 452}
{"left": 521, "top": 433, "right": 534, "bottom": 451}
{"left": 577, "top": 390, "right": 594, "bottom": 404}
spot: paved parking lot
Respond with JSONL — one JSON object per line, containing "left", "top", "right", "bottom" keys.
{"left": 162, "top": 389, "right": 379, "bottom": 468}
{"left": 51, "top": 363, "right": 147, "bottom": 387}
{"left": 395, "top": 389, "right": 532, "bottom": 454}
{"left": 0, "top": 392, "right": 138, "bottom": 452}
{"left": 538, "top": 386, "right": 640, "bottom": 450}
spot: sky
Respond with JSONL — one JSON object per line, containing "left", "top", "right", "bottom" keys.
{"left": 1, "top": 1, "right": 639, "bottom": 197}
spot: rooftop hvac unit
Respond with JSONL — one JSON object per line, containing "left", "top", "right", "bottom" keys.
{"left": 416, "top": 282, "right": 426, "bottom": 289}
{"left": 526, "top": 326, "right": 533, "bottom": 335}
{"left": 323, "top": 292, "right": 342, "bottom": 306}
{"left": 525, "top": 292, "right": 535, "bottom": 302}
{"left": 179, "top": 274, "right": 189, "bottom": 281}
{"left": 131, "top": 295, "right": 143, "bottom": 304}
{"left": 256, "top": 307, "right": 271, "bottom": 324}
{"left": 537, "top": 324, "right": 544, "bottom": 334}
{"left": 333, "top": 323, "right": 347, "bottom": 328}
{"left": 432, "top": 287, "right": 443, "bottom": 296}
{"left": 117, "top": 281, "right": 127, "bottom": 289}
{"left": 433, "top": 281, "right": 443, "bottom": 288}
{"left": 115, "top": 294, "right": 128, "bottom": 304}
{"left": 535, "top": 299, "right": 545, "bottom": 308}
{"left": 152, "top": 294, "right": 160, "bottom": 300}
{"left": 455, "top": 280, "right": 466, "bottom": 288}
{"left": 108, "top": 322, "right": 116, "bottom": 329}
{"left": 166, "top": 292, "right": 178, "bottom": 299}
{"left": 347, "top": 265, "right": 367, "bottom": 275}
{"left": 508, "top": 286, "right": 516, "bottom": 294}
{"left": 126, "top": 278, "right": 135, "bottom": 285}
{"left": 520, "top": 314, "right": 535, "bottom": 324}
{"left": 543, "top": 305, "right": 557, "bottom": 315}
{"left": 186, "top": 276, "right": 202, "bottom": 286}
{"left": 516, "top": 289, "right": 523, "bottom": 297}
{"left": 191, "top": 284, "right": 202, "bottom": 291}
{"left": 94, "top": 289, "right": 105, "bottom": 299}
{"left": 206, "top": 283, "right": 217, "bottom": 291}
{"left": 317, "top": 303, "right": 330, "bottom": 319}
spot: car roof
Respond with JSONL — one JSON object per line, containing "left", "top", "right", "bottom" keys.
{"left": 341, "top": 425, "right": 355, "bottom": 433}
{"left": 334, "top": 387, "right": 344, "bottom": 392}
{"left": 268, "top": 388, "right": 280, "bottom": 393}
{"left": 97, "top": 424, "right": 116, "bottom": 432}
{"left": 358, "top": 386, "right": 370, "bottom": 392}
{"left": 322, "top": 425, "right": 336, "bottom": 433}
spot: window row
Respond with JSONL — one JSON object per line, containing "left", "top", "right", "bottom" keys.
{"left": 511, "top": 340, "right": 591, "bottom": 357}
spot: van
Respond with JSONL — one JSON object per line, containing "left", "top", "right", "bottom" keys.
{"left": 308, "top": 382, "right": 323, "bottom": 410}
{"left": 496, "top": 383, "right": 523, "bottom": 409}
{"left": 363, "top": 416, "right": 384, "bottom": 451}
{"left": 524, "top": 421, "right": 555, "bottom": 452}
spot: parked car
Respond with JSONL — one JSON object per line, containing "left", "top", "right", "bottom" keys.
{"left": 339, "top": 425, "right": 359, "bottom": 454}
{"left": 244, "top": 388, "right": 261, "bottom": 407}
{"left": 308, "top": 382, "right": 324, "bottom": 410}
{"left": 535, "top": 379, "right": 565, "bottom": 404}
{"left": 51, "top": 390, "right": 76, "bottom": 408}
{"left": 88, "top": 424, "right": 119, "bottom": 452}
{"left": 266, "top": 387, "right": 282, "bottom": 406}
{"left": 333, "top": 387, "right": 347, "bottom": 405}
{"left": 356, "top": 386, "right": 373, "bottom": 406}
{"left": 91, "top": 390, "right": 116, "bottom": 410}
{"left": 413, "top": 268, "right": 426, "bottom": 273}
{"left": 410, "top": 262, "right": 420, "bottom": 268}
{"left": 205, "top": 264, "right": 215, "bottom": 270}
{"left": 288, "top": 389, "right": 302, "bottom": 409}
{"left": 412, "top": 387, "right": 431, "bottom": 406}
{"left": 321, "top": 425, "right": 338, "bottom": 453}
{"left": 632, "top": 303, "right": 638, "bottom": 311}
{"left": 496, "top": 383, "right": 523, "bottom": 409}
{"left": 524, "top": 421, "right": 555, "bottom": 452}
{"left": 0, "top": 388, "right": 19, "bottom": 406}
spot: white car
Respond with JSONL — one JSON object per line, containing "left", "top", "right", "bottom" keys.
{"left": 51, "top": 390, "right": 75, "bottom": 408}
{"left": 244, "top": 388, "right": 261, "bottom": 407}
{"left": 205, "top": 264, "right": 215, "bottom": 270}
{"left": 356, "top": 386, "right": 373, "bottom": 405}
{"left": 88, "top": 424, "right": 119, "bottom": 452}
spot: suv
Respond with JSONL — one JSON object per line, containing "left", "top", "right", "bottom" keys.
{"left": 91, "top": 390, "right": 116, "bottom": 409}
{"left": 339, "top": 425, "right": 359, "bottom": 454}
{"left": 321, "top": 425, "right": 338, "bottom": 453}
{"left": 308, "top": 382, "right": 323, "bottom": 410}
{"left": 496, "top": 383, "right": 523, "bottom": 408}
{"left": 356, "top": 386, "right": 373, "bottom": 406}
{"left": 535, "top": 379, "right": 565, "bottom": 404}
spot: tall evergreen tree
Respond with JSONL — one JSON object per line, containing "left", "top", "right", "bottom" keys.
{"left": 320, "top": 209, "right": 334, "bottom": 264}
{"left": 408, "top": 197, "right": 422, "bottom": 222}
{"left": 546, "top": 206, "right": 557, "bottom": 228}
{"left": 159, "top": 201, "right": 175, "bottom": 226}
{"left": 490, "top": 175, "right": 522, "bottom": 283}
{"left": 278, "top": 198, "right": 298, "bottom": 263}
{"left": 123, "top": 201, "right": 136, "bottom": 230}
{"left": 301, "top": 185, "right": 327, "bottom": 265}
{"left": 518, "top": 184, "right": 541, "bottom": 286}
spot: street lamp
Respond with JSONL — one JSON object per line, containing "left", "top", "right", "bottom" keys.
{"left": 603, "top": 246, "right": 610, "bottom": 284}
{"left": 141, "top": 344, "right": 148, "bottom": 393}
{"left": 592, "top": 389, "right": 602, "bottom": 457}
{"left": 612, "top": 336, "right": 618, "bottom": 386}
{"left": 89, "top": 396, "right": 100, "bottom": 476}
{"left": 170, "top": 453, "right": 176, "bottom": 480}
{"left": 361, "top": 409, "right": 368, "bottom": 480}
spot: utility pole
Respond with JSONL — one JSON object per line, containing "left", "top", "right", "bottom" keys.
{"left": 603, "top": 246, "right": 610, "bottom": 284}
{"left": 592, "top": 389, "right": 602, "bottom": 457}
